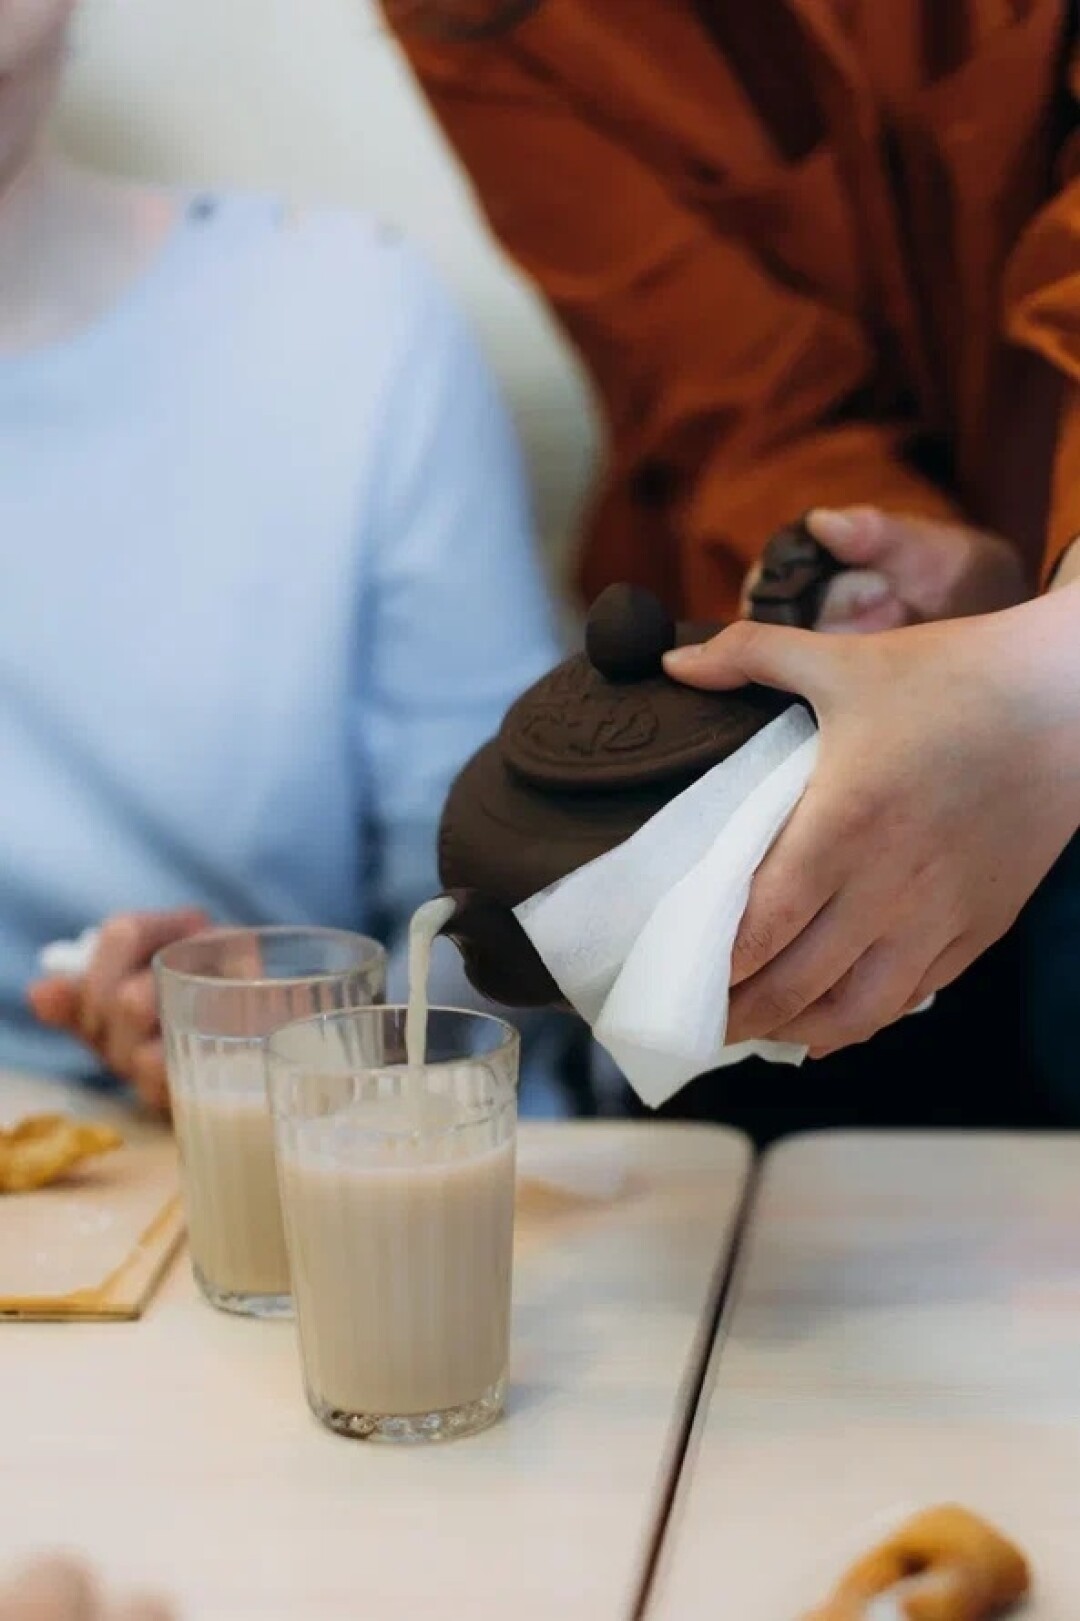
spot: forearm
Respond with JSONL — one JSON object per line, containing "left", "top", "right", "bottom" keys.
{"left": 1007, "top": 568, "right": 1080, "bottom": 774}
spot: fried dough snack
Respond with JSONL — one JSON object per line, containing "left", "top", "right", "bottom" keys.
{"left": 802, "top": 1505, "right": 1030, "bottom": 1620}
{"left": 0, "top": 1115, "right": 122, "bottom": 1193}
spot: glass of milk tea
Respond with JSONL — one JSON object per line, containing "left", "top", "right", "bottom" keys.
{"left": 267, "top": 1006, "right": 519, "bottom": 1444}
{"left": 155, "top": 927, "right": 386, "bottom": 1319}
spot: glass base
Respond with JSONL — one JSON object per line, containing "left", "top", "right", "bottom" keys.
{"left": 311, "top": 1376, "right": 506, "bottom": 1444}
{"left": 194, "top": 1266, "right": 293, "bottom": 1320}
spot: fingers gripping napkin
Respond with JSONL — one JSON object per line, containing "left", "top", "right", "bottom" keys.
{"left": 515, "top": 707, "right": 819, "bottom": 1107}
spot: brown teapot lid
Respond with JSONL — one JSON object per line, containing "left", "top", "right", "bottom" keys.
{"left": 439, "top": 583, "right": 798, "bottom": 909}
{"left": 437, "top": 531, "right": 839, "bottom": 1001}
{"left": 500, "top": 584, "right": 787, "bottom": 794}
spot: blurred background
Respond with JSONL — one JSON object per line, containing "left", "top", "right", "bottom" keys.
{"left": 57, "top": 0, "right": 598, "bottom": 583}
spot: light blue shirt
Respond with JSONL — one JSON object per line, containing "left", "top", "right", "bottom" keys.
{"left": 0, "top": 193, "right": 560, "bottom": 1079}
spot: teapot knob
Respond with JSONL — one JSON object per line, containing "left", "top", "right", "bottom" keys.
{"left": 585, "top": 584, "right": 676, "bottom": 683}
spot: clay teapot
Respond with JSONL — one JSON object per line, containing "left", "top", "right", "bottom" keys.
{"left": 436, "top": 521, "right": 840, "bottom": 1006}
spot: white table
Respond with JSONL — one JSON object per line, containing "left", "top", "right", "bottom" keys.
{"left": 0, "top": 1121, "right": 750, "bottom": 1621}
{"left": 649, "top": 1132, "right": 1080, "bottom": 1619}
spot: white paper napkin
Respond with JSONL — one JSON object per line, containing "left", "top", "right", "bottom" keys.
{"left": 515, "top": 708, "right": 819, "bottom": 1109}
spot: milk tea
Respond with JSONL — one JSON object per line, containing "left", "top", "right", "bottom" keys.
{"left": 268, "top": 902, "right": 517, "bottom": 1432}
{"left": 280, "top": 1104, "right": 515, "bottom": 1419}
{"left": 172, "top": 1081, "right": 290, "bottom": 1301}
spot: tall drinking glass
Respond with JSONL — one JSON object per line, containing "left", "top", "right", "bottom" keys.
{"left": 155, "top": 927, "right": 386, "bottom": 1318}
{"left": 268, "top": 1006, "right": 518, "bottom": 1443}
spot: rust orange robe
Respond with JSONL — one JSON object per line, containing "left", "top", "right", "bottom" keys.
{"left": 389, "top": 0, "right": 1080, "bottom": 620}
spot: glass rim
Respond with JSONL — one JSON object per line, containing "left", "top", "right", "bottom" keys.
{"left": 265, "top": 1003, "right": 520, "bottom": 1075}
{"left": 153, "top": 925, "right": 387, "bottom": 989}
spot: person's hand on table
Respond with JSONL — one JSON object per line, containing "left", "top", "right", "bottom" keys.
{"left": 27, "top": 909, "right": 209, "bottom": 1112}
{"left": 665, "top": 579, "right": 1080, "bottom": 1056}
{"left": 741, "top": 506, "right": 1030, "bottom": 632}
{"left": 0, "top": 1555, "right": 173, "bottom": 1620}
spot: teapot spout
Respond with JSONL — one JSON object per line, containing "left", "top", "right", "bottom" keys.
{"left": 438, "top": 890, "right": 562, "bottom": 1009}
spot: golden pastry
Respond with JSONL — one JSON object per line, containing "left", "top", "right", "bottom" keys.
{"left": 0, "top": 1115, "right": 122, "bottom": 1193}
{"left": 803, "top": 1504, "right": 1030, "bottom": 1621}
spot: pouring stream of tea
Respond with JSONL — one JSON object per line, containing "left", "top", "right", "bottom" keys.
{"left": 405, "top": 896, "right": 457, "bottom": 1070}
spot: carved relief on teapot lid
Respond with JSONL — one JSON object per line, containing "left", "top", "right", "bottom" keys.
{"left": 500, "top": 583, "right": 788, "bottom": 792}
